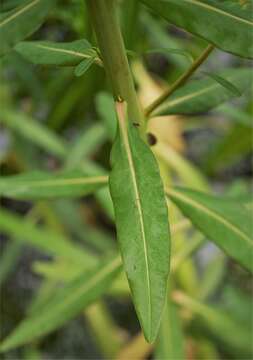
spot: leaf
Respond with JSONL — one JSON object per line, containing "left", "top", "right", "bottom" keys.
{"left": 0, "top": 171, "right": 108, "bottom": 200}
{"left": 140, "top": 0, "right": 253, "bottom": 59}
{"left": 0, "top": 108, "right": 66, "bottom": 158}
{"left": 0, "top": 0, "right": 24, "bottom": 12}
{"left": 0, "top": 207, "right": 97, "bottom": 265}
{"left": 174, "top": 291, "right": 253, "bottom": 353}
{"left": 64, "top": 124, "right": 107, "bottom": 170}
{"left": 154, "top": 142, "right": 209, "bottom": 192}
{"left": 205, "top": 123, "right": 253, "bottom": 174}
{"left": 153, "top": 68, "right": 251, "bottom": 116}
{"left": 0, "top": 241, "right": 22, "bottom": 286}
{"left": 109, "top": 102, "right": 170, "bottom": 342}
{"left": 74, "top": 57, "right": 96, "bottom": 76}
{"left": 52, "top": 200, "right": 115, "bottom": 253}
{"left": 95, "top": 92, "right": 117, "bottom": 140}
{"left": 0, "top": 0, "right": 56, "bottom": 56}
{"left": 166, "top": 187, "right": 253, "bottom": 272}
{"left": 202, "top": 71, "right": 242, "bottom": 96}
{"left": 198, "top": 254, "right": 226, "bottom": 300}
{"left": 155, "top": 297, "right": 185, "bottom": 360}
{"left": 141, "top": 12, "right": 188, "bottom": 69}
{"left": 145, "top": 48, "right": 194, "bottom": 63}
{"left": 216, "top": 104, "right": 253, "bottom": 127}
{"left": 15, "top": 39, "right": 97, "bottom": 67}
{"left": 0, "top": 256, "right": 122, "bottom": 352}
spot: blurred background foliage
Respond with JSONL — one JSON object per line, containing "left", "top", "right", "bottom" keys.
{"left": 0, "top": 0, "right": 252, "bottom": 359}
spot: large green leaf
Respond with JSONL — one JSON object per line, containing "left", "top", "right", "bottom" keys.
{"left": 0, "top": 256, "right": 122, "bottom": 352}
{"left": 0, "top": 0, "right": 56, "bottom": 56}
{"left": 152, "top": 68, "right": 251, "bottom": 116}
{"left": 0, "top": 171, "right": 108, "bottom": 200}
{"left": 141, "top": 0, "right": 253, "bottom": 59}
{"left": 166, "top": 187, "right": 253, "bottom": 272}
{"left": 0, "top": 207, "right": 96, "bottom": 265}
{"left": 109, "top": 102, "right": 170, "bottom": 342}
{"left": 15, "top": 39, "right": 99, "bottom": 66}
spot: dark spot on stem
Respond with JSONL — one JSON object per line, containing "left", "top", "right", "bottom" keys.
{"left": 147, "top": 132, "right": 157, "bottom": 146}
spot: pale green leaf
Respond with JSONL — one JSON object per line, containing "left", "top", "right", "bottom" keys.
{"left": 0, "top": 171, "right": 108, "bottom": 200}
{"left": 0, "top": 108, "right": 66, "bottom": 158}
{"left": 95, "top": 92, "right": 117, "bottom": 140}
{"left": 109, "top": 102, "right": 170, "bottom": 342}
{"left": 155, "top": 297, "right": 185, "bottom": 360}
{"left": 74, "top": 57, "right": 95, "bottom": 77}
{"left": 0, "top": 0, "right": 56, "bottom": 56}
{"left": 141, "top": 12, "right": 188, "bottom": 69}
{"left": 141, "top": 0, "right": 253, "bottom": 58}
{"left": 15, "top": 39, "right": 97, "bottom": 66}
{"left": 0, "top": 207, "right": 97, "bottom": 265}
{"left": 146, "top": 48, "right": 194, "bottom": 63}
{"left": 0, "top": 241, "right": 22, "bottom": 286}
{"left": 153, "top": 68, "right": 252, "bottom": 116}
{"left": 174, "top": 291, "right": 253, "bottom": 353}
{"left": 216, "top": 104, "right": 253, "bottom": 127}
{"left": 0, "top": 256, "right": 122, "bottom": 352}
{"left": 166, "top": 187, "right": 253, "bottom": 271}
{"left": 154, "top": 142, "right": 209, "bottom": 192}
{"left": 202, "top": 71, "right": 242, "bottom": 96}
{"left": 205, "top": 122, "right": 253, "bottom": 174}
{"left": 64, "top": 124, "right": 107, "bottom": 170}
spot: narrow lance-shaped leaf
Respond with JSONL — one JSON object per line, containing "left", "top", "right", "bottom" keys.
{"left": 109, "top": 101, "right": 170, "bottom": 342}
{"left": 95, "top": 92, "right": 117, "bottom": 141}
{"left": 145, "top": 48, "right": 194, "bottom": 64}
{"left": 205, "top": 123, "right": 252, "bottom": 174}
{"left": 0, "top": 0, "right": 57, "bottom": 56}
{"left": 166, "top": 187, "right": 253, "bottom": 272}
{"left": 202, "top": 71, "right": 242, "bottom": 96}
{"left": 64, "top": 124, "right": 107, "bottom": 170}
{"left": 1, "top": 108, "right": 67, "bottom": 158}
{"left": 0, "top": 256, "right": 122, "bottom": 352}
{"left": 15, "top": 39, "right": 100, "bottom": 67}
{"left": 74, "top": 57, "right": 96, "bottom": 77}
{"left": 0, "top": 207, "right": 97, "bottom": 265}
{"left": 152, "top": 68, "right": 252, "bottom": 116}
{"left": 155, "top": 296, "right": 185, "bottom": 360}
{"left": 0, "top": 171, "right": 108, "bottom": 200}
{"left": 141, "top": 0, "right": 253, "bottom": 59}
{"left": 173, "top": 291, "right": 253, "bottom": 353}
{"left": 0, "top": 0, "right": 24, "bottom": 12}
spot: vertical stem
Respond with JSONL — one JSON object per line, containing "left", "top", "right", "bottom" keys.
{"left": 87, "top": 0, "right": 145, "bottom": 133}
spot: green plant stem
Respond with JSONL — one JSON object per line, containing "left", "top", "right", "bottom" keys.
{"left": 87, "top": 0, "right": 145, "bottom": 134}
{"left": 145, "top": 44, "right": 215, "bottom": 117}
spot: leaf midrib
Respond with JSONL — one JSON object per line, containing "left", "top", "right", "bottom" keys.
{"left": 166, "top": 188, "right": 252, "bottom": 245}
{"left": 117, "top": 102, "right": 152, "bottom": 335}
{"left": 35, "top": 43, "right": 93, "bottom": 59}
{"left": 182, "top": 0, "right": 252, "bottom": 26}
{"left": 157, "top": 73, "right": 242, "bottom": 112}
{"left": 0, "top": 0, "right": 40, "bottom": 28}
